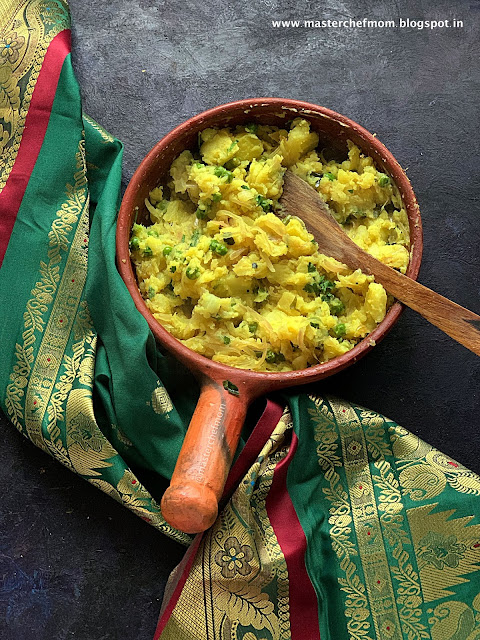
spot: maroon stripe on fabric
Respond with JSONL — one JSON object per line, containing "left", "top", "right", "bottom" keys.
{"left": 220, "top": 398, "right": 285, "bottom": 508}
{"left": 153, "top": 398, "right": 284, "bottom": 639}
{"left": 266, "top": 431, "right": 321, "bottom": 639}
{"left": 0, "top": 29, "right": 71, "bottom": 267}
{"left": 153, "top": 532, "right": 203, "bottom": 639}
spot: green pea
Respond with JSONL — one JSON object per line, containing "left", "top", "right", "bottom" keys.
{"left": 248, "top": 322, "right": 258, "bottom": 333}
{"left": 129, "top": 236, "right": 140, "bottom": 251}
{"left": 210, "top": 240, "right": 228, "bottom": 256}
{"left": 223, "top": 336, "right": 231, "bottom": 344}
{"left": 186, "top": 266, "right": 200, "bottom": 280}
{"left": 379, "top": 174, "right": 390, "bottom": 187}
{"left": 163, "top": 246, "right": 173, "bottom": 256}
{"left": 143, "top": 246, "right": 153, "bottom": 257}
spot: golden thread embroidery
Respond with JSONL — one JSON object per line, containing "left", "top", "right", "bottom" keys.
{"left": 23, "top": 140, "right": 89, "bottom": 449}
{"left": 330, "top": 401, "right": 403, "bottom": 640}
{"left": 83, "top": 113, "right": 114, "bottom": 144}
{"left": 371, "top": 460, "right": 429, "bottom": 640}
{"left": 391, "top": 428, "right": 480, "bottom": 498}
{"left": 5, "top": 140, "right": 88, "bottom": 439}
{"left": 407, "top": 504, "right": 480, "bottom": 603}
{"left": 358, "top": 410, "right": 429, "bottom": 640}
{"left": 311, "top": 396, "right": 371, "bottom": 640}
{"left": 162, "top": 416, "right": 291, "bottom": 639}
{"left": 0, "top": 0, "right": 69, "bottom": 192}
{"left": 152, "top": 384, "right": 174, "bottom": 415}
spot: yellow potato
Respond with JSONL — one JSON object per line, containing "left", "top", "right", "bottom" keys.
{"left": 131, "top": 119, "right": 410, "bottom": 372}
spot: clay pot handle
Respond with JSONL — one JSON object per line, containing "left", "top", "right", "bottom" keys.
{"left": 161, "top": 378, "right": 248, "bottom": 534}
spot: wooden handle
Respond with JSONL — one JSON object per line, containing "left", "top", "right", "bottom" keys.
{"left": 161, "top": 378, "right": 248, "bottom": 534}
{"left": 355, "top": 251, "right": 480, "bottom": 356}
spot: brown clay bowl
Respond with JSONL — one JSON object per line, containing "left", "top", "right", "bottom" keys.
{"left": 116, "top": 98, "right": 423, "bottom": 533}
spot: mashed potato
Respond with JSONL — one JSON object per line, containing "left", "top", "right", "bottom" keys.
{"left": 130, "top": 119, "right": 410, "bottom": 372}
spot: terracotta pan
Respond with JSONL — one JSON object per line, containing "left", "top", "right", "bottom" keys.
{"left": 116, "top": 98, "right": 423, "bottom": 533}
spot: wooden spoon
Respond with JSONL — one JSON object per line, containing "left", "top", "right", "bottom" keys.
{"left": 281, "top": 171, "right": 480, "bottom": 356}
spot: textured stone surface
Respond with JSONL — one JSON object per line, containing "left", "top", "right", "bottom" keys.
{"left": 1, "top": 0, "right": 479, "bottom": 637}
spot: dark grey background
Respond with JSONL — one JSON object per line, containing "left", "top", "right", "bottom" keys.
{"left": 1, "top": 0, "right": 479, "bottom": 638}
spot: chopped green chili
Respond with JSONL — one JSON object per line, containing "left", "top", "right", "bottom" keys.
{"left": 333, "top": 323, "right": 346, "bottom": 338}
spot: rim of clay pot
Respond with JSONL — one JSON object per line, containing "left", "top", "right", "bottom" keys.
{"left": 117, "top": 98, "right": 423, "bottom": 396}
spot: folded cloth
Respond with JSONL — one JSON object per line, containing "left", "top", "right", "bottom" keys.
{"left": 0, "top": 3, "right": 479, "bottom": 639}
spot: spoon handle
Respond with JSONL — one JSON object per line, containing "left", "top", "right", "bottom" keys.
{"left": 281, "top": 171, "right": 480, "bottom": 356}
{"left": 356, "top": 250, "right": 480, "bottom": 356}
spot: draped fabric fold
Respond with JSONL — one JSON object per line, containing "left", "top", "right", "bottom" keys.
{"left": 1, "top": 3, "right": 479, "bottom": 639}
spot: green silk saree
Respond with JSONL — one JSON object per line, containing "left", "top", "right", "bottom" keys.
{"left": 0, "top": 3, "right": 479, "bottom": 639}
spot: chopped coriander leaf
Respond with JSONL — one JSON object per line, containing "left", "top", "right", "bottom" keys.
{"left": 308, "top": 262, "right": 317, "bottom": 273}
{"left": 223, "top": 380, "right": 239, "bottom": 397}
{"left": 245, "top": 123, "right": 258, "bottom": 134}
{"left": 254, "top": 351, "right": 263, "bottom": 358}
{"left": 181, "top": 234, "right": 186, "bottom": 243}
{"left": 223, "top": 336, "right": 231, "bottom": 344}
{"left": 378, "top": 174, "right": 390, "bottom": 187}
{"left": 240, "top": 184, "right": 250, "bottom": 190}
{"left": 214, "top": 166, "right": 234, "bottom": 182}
{"left": 265, "top": 350, "right": 285, "bottom": 364}
{"left": 163, "top": 245, "right": 173, "bottom": 256}
{"left": 324, "top": 172, "right": 336, "bottom": 181}
{"left": 333, "top": 323, "right": 346, "bottom": 338}
{"left": 212, "top": 192, "right": 222, "bottom": 202}
{"left": 129, "top": 237, "right": 140, "bottom": 251}
{"left": 227, "top": 140, "right": 239, "bottom": 153}
{"left": 255, "top": 194, "right": 272, "bottom": 212}
{"left": 210, "top": 239, "right": 228, "bottom": 256}
{"left": 283, "top": 215, "right": 292, "bottom": 225}
{"left": 348, "top": 189, "right": 354, "bottom": 193}
{"left": 310, "top": 321, "right": 320, "bottom": 329}
{"left": 304, "top": 274, "right": 335, "bottom": 297}
{"left": 195, "top": 207, "right": 208, "bottom": 220}
{"left": 186, "top": 266, "right": 200, "bottom": 280}
{"left": 223, "top": 236, "right": 235, "bottom": 245}
{"left": 147, "top": 286, "right": 156, "bottom": 299}
{"left": 328, "top": 297, "right": 345, "bottom": 315}
{"left": 166, "top": 282, "right": 174, "bottom": 291}
{"left": 142, "top": 246, "right": 153, "bottom": 257}
{"left": 190, "top": 229, "right": 201, "bottom": 246}
{"left": 170, "top": 265, "right": 176, "bottom": 273}
{"left": 248, "top": 322, "right": 258, "bottom": 333}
